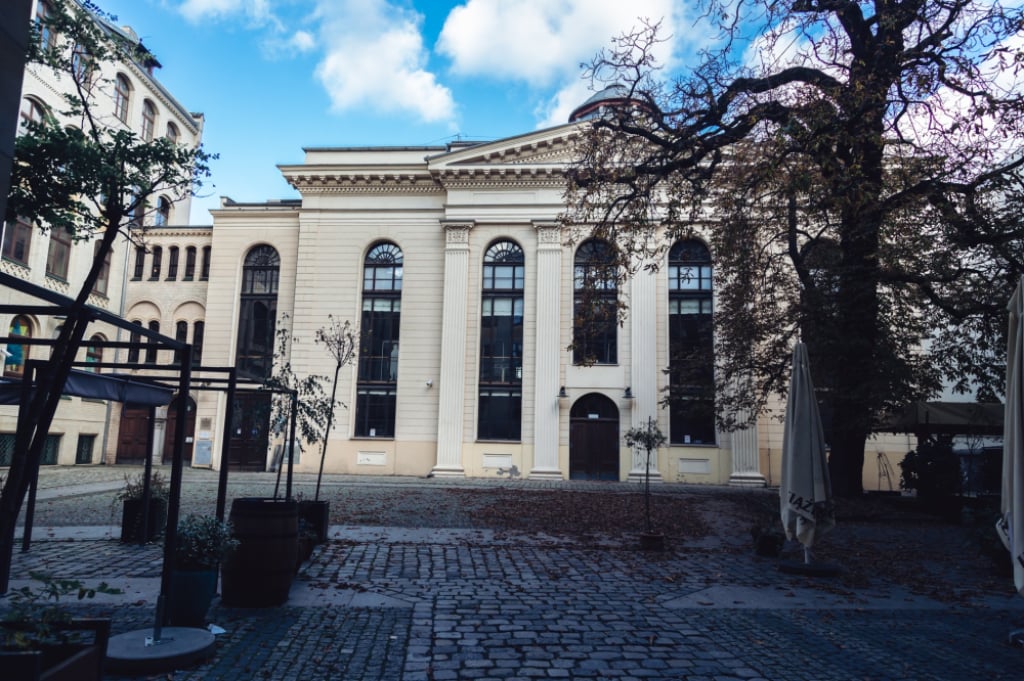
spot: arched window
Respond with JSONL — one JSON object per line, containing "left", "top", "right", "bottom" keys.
{"left": 114, "top": 74, "right": 131, "bottom": 123}
{"left": 192, "top": 321, "right": 204, "bottom": 366}
{"left": 667, "top": 239, "right": 715, "bottom": 445}
{"left": 72, "top": 43, "right": 93, "bottom": 88}
{"left": 154, "top": 196, "right": 171, "bottom": 226}
{"left": 145, "top": 320, "right": 160, "bottom": 363}
{"left": 167, "top": 246, "right": 179, "bottom": 279}
{"left": 3, "top": 217, "right": 33, "bottom": 266}
{"left": 235, "top": 245, "right": 280, "bottom": 380}
{"left": 35, "top": 1, "right": 54, "bottom": 52}
{"left": 141, "top": 100, "right": 156, "bottom": 141}
{"left": 4, "top": 316, "right": 32, "bottom": 377}
{"left": 46, "top": 227, "right": 71, "bottom": 280}
{"left": 573, "top": 239, "right": 618, "bottom": 365}
{"left": 355, "top": 242, "right": 402, "bottom": 438}
{"left": 175, "top": 320, "right": 188, "bottom": 364}
{"left": 86, "top": 334, "right": 103, "bottom": 373}
{"left": 19, "top": 98, "right": 45, "bottom": 130}
{"left": 91, "top": 241, "right": 111, "bottom": 295}
{"left": 184, "top": 246, "right": 197, "bottom": 279}
{"left": 150, "top": 245, "right": 162, "bottom": 279}
{"left": 200, "top": 246, "right": 211, "bottom": 279}
{"left": 165, "top": 122, "right": 179, "bottom": 143}
{"left": 127, "top": 320, "right": 142, "bottom": 364}
{"left": 132, "top": 246, "right": 145, "bottom": 280}
{"left": 478, "top": 240, "right": 524, "bottom": 440}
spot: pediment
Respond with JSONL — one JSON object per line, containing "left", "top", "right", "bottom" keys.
{"left": 429, "top": 122, "right": 582, "bottom": 172}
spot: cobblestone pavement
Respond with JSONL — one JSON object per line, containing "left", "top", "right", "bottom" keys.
{"left": 4, "top": 465, "right": 1024, "bottom": 680}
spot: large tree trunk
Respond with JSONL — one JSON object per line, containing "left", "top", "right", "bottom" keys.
{"left": 0, "top": 221, "right": 120, "bottom": 593}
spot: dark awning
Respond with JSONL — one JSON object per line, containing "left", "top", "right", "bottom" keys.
{"left": 879, "top": 401, "right": 1004, "bottom": 437}
{"left": 0, "top": 370, "right": 174, "bottom": 406}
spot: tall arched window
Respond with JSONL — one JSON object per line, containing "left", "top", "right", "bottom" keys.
{"left": 141, "top": 100, "right": 156, "bottom": 141}
{"left": 200, "top": 246, "right": 211, "bottom": 280}
{"left": 46, "top": 227, "right": 71, "bottom": 280}
{"left": 114, "top": 74, "right": 131, "bottom": 123}
{"left": 167, "top": 246, "right": 179, "bottom": 279}
{"left": 667, "top": 239, "right": 715, "bottom": 445}
{"left": 184, "top": 246, "right": 197, "bottom": 279}
{"left": 20, "top": 98, "right": 45, "bottom": 130}
{"left": 4, "top": 316, "right": 32, "bottom": 377}
{"left": 145, "top": 320, "right": 160, "bottom": 363}
{"left": 3, "top": 217, "right": 32, "bottom": 265}
{"left": 132, "top": 246, "right": 145, "bottom": 280}
{"left": 154, "top": 196, "right": 171, "bottom": 226}
{"left": 192, "top": 321, "right": 204, "bottom": 366}
{"left": 86, "top": 334, "right": 103, "bottom": 373}
{"left": 150, "top": 246, "right": 162, "bottom": 279}
{"left": 355, "top": 242, "right": 402, "bottom": 438}
{"left": 91, "top": 241, "right": 111, "bottom": 295}
{"left": 165, "top": 122, "right": 179, "bottom": 143}
{"left": 127, "top": 320, "right": 142, "bottom": 364}
{"left": 235, "top": 245, "right": 279, "bottom": 380}
{"left": 478, "top": 240, "right": 524, "bottom": 440}
{"left": 573, "top": 239, "right": 618, "bottom": 365}
{"left": 175, "top": 320, "right": 188, "bottom": 364}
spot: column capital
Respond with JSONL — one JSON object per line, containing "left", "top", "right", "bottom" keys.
{"left": 442, "top": 221, "right": 474, "bottom": 246}
{"left": 532, "top": 221, "right": 563, "bottom": 247}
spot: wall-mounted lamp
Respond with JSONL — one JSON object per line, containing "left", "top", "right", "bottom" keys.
{"left": 623, "top": 386, "right": 634, "bottom": 399}
{"left": 425, "top": 379, "right": 433, "bottom": 388}
{"left": 558, "top": 386, "right": 567, "bottom": 399}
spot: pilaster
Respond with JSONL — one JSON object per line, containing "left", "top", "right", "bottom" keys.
{"left": 432, "top": 222, "right": 473, "bottom": 477}
{"left": 530, "top": 223, "right": 563, "bottom": 480}
{"left": 628, "top": 267, "right": 662, "bottom": 483}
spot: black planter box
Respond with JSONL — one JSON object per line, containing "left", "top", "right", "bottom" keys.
{"left": 298, "top": 500, "right": 330, "bottom": 544}
{"left": 120, "top": 497, "right": 167, "bottom": 543}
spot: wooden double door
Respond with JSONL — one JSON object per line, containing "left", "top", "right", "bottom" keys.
{"left": 569, "top": 393, "right": 620, "bottom": 480}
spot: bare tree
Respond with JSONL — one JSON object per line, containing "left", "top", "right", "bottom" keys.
{"left": 564, "top": 1, "right": 1024, "bottom": 496}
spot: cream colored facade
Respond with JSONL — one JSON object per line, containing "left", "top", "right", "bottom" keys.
{"left": 194, "top": 126, "right": 913, "bottom": 488}
{"left": 0, "top": 1, "right": 203, "bottom": 466}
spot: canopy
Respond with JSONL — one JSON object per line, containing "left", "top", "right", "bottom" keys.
{"left": 0, "top": 370, "right": 174, "bottom": 406}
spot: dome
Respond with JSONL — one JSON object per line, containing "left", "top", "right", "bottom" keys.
{"left": 568, "top": 84, "right": 636, "bottom": 123}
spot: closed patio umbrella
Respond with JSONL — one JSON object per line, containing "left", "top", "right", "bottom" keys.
{"left": 998, "top": 275, "right": 1024, "bottom": 597}
{"left": 780, "top": 341, "right": 835, "bottom": 564}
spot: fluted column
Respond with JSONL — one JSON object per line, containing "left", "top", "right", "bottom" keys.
{"left": 628, "top": 266, "right": 662, "bottom": 482}
{"left": 530, "top": 223, "right": 563, "bottom": 479}
{"left": 729, "top": 379, "right": 766, "bottom": 487}
{"left": 432, "top": 222, "right": 473, "bottom": 477}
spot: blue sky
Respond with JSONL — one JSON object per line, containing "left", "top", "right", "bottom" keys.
{"left": 91, "top": 0, "right": 706, "bottom": 224}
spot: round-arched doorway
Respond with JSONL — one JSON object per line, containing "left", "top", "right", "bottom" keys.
{"left": 569, "top": 393, "right": 620, "bottom": 480}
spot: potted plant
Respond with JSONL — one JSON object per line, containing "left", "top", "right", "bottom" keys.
{"left": 166, "top": 515, "right": 238, "bottom": 627}
{"left": 115, "top": 471, "right": 168, "bottom": 543}
{"left": 625, "top": 417, "right": 668, "bottom": 551}
{"left": 1, "top": 571, "right": 119, "bottom": 681}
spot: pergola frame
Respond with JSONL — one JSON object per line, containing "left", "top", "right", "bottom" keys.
{"left": 0, "top": 271, "right": 301, "bottom": 640}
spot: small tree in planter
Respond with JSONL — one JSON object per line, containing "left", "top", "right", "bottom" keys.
{"left": 166, "top": 515, "right": 237, "bottom": 627}
{"left": 114, "top": 472, "right": 168, "bottom": 544}
{"left": 306, "top": 316, "right": 358, "bottom": 540}
{"left": 625, "top": 417, "right": 667, "bottom": 550}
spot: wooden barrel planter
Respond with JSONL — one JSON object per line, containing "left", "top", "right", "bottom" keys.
{"left": 220, "top": 498, "right": 298, "bottom": 607}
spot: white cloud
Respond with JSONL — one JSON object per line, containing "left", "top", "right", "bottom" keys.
{"left": 437, "top": 0, "right": 685, "bottom": 86}
{"left": 178, "top": 0, "right": 276, "bottom": 25}
{"left": 311, "top": 1, "right": 455, "bottom": 122}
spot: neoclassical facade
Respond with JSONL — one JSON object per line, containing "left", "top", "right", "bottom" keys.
{"left": 194, "top": 122, "right": 910, "bottom": 487}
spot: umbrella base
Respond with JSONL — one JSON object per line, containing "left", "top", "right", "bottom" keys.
{"left": 777, "top": 559, "right": 843, "bottom": 578}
